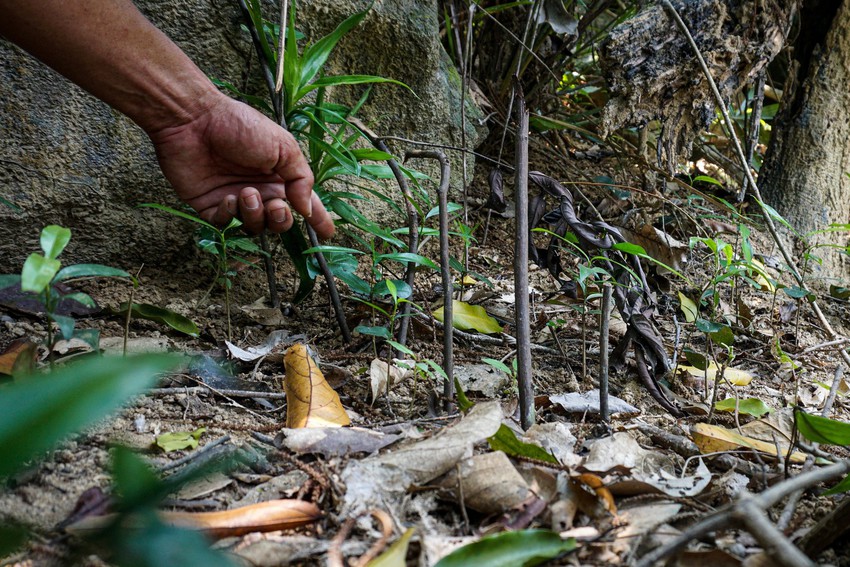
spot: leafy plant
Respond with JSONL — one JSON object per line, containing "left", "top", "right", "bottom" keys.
{"left": 139, "top": 204, "right": 264, "bottom": 340}
{"left": 795, "top": 410, "right": 850, "bottom": 495}
{"left": 0, "top": 225, "right": 131, "bottom": 358}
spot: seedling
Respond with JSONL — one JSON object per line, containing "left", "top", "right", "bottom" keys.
{"left": 0, "top": 225, "right": 131, "bottom": 360}
{"left": 140, "top": 204, "right": 265, "bottom": 340}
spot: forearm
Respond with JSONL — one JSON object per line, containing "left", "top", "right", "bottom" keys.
{"left": 0, "top": 0, "right": 223, "bottom": 134}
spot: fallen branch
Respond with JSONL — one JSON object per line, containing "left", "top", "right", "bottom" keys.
{"left": 636, "top": 458, "right": 850, "bottom": 567}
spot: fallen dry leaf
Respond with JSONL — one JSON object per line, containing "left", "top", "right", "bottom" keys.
{"left": 370, "top": 358, "right": 414, "bottom": 404}
{"left": 0, "top": 338, "right": 37, "bottom": 376}
{"left": 283, "top": 344, "right": 350, "bottom": 428}
{"left": 690, "top": 422, "right": 807, "bottom": 463}
{"left": 66, "top": 499, "right": 322, "bottom": 538}
{"left": 439, "top": 451, "right": 531, "bottom": 514}
{"left": 677, "top": 361, "right": 754, "bottom": 386}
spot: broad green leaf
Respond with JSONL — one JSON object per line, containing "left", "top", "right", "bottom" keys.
{"left": 20, "top": 253, "right": 60, "bottom": 293}
{"left": 782, "top": 286, "right": 814, "bottom": 301}
{"left": 434, "top": 530, "right": 576, "bottom": 567}
{"left": 139, "top": 203, "right": 217, "bottom": 231}
{"left": 115, "top": 303, "right": 200, "bottom": 337}
{"left": 695, "top": 318, "right": 723, "bottom": 334}
{"left": 350, "top": 148, "right": 396, "bottom": 161}
{"left": 0, "top": 355, "right": 178, "bottom": 478}
{"left": 678, "top": 292, "right": 698, "bottom": 323}
{"left": 55, "top": 264, "right": 131, "bottom": 282}
{"left": 40, "top": 225, "right": 71, "bottom": 260}
{"left": 434, "top": 300, "right": 503, "bottom": 334}
{"left": 710, "top": 325, "right": 735, "bottom": 347}
{"left": 683, "top": 348, "right": 707, "bottom": 370}
{"left": 302, "top": 245, "right": 364, "bottom": 255}
{"left": 156, "top": 427, "right": 206, "bottom": 453}
{"left": 373, "top": 279, "right": 411, "bottom": 300}
{"left": 489, "top": 425, "right": 558, "bottom": 464}
{"left": 795, "top": 410, "right": 850, "bottom": 446}
{"left": 714, "top": 397, "right": 773, "bottom": 417}
{"left": 692, "top": 175, "right": 723, "bottom": 186}
{"left": 611, "top": 242, "right": 646, "bottom": 256}
{"left": 367, "top": 527, "right": 416, "bottom": 567}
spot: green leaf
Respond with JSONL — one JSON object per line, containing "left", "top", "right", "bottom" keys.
{"left": 714, "top": 397, "right": 773, "bottom": 417}
{"left": 678, "top": 292, "right": 698, "bottom": 323}
{"left": 454, "top": 377, "right": 473, "bottom": 412}
{"left": 683, "top": 348, "right": 708, "bottom": 370}
{"left": 40, "top": 225, "right": 72, "bottom": 260}
{"left": 783, "top": 286, "right": 814, "bottom": 301}
{"left": 482, "top": 357, "right": 512, "bottom": 375}
{"left": 280, "top": 228, "right": 316, "bottom": 304}
{"left": 355, "top": 325, "right": 392, "bottom": 339}
{"left": 55, "top": 264, "right": 135, "bottom": 282}
{"left": 695, "top": 318, "right": 723, "bottom": 334}
{"left": 692, "top": 175, "right": 723, "bottom": 186}
{"left": 295, "top": 75, "right": 410, "bottom": 102}
{"left": 795, "top": 410, "right": 850, "bottom": 445}
{"left": 0, "top": 355, "right": 178, "bottom": 478}
{"left": 62, "top": 291, "right": 97, "bottom": 309}
{"left": 299, "top": 5, "right": 372, "bottom": 91}
{"left": 376, "top": 252, "right": 439, "bottom": 270}
{"left": 20, "top": 253, "right": 60, "bottom": 293}
{"left": 489, "top": 425, "right": 558, "bottom": 464}
{"left": 434, "top": 530, "right": 576, "bottom": 567}
{"left": 612, "top": 242, "right": 647, "bottom": 256}
{"left": 156, "top": 427, "right": 207, "bottom": 453}
{"left": 139, "top": 203, "right": 218, "bottom": 231}
{"left": 50, "top": 313, "right": 76, "bottom": 341}
{"left": 302, "top": 245, "right": 364, "bottom": 255}
{"left": 0, "top": 274, "right": 21, "bottom": 290}
{"left": 0, "top": 523, "right": 28, "bottom": 557}
{"left": 709, "top": 325, "right": 735, "bottom": 347}
{"left": 434, "top": 300, "right": 503, "bottom": 334}
{"left": 367, "top": 527, "right": 416, "bottom": 567}
{"left": 373, "top": 279, "right": 411, "bottom": 300}
{"left": 823, "top": 473, "right": 850, "bottom": 496}
{"left": 115, "top": 303, "right": 200, "bottom": 337}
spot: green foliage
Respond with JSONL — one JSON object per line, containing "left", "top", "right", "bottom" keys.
{"left": 0, "top": 355, "right": 178, "bottom": 479}
{"left": 155, "top": 427, "right": 207, "bottom": 452}
{"left": 714, "top": 397, "right": 773, "bottom": 417}
{"left": 795, "top": 410, "right": 850, "bottom": 495}
{"left": 1, "top": 225, "right": 131, "bottom": 353}
{"left": 140, "top": 204, "right": 260, "bottom": 339}
{"left": 112, "top": 302, "right": 200, "bottom": 337}
{"left": 434, "top": 530, "right": 576, "bottom": 567}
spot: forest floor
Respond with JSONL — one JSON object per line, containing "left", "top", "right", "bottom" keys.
{"left": 2, "top": 149, "right": 850, "bottom": 566}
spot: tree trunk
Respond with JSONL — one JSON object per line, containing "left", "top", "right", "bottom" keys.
{"left": 761, "top": 0, "right": 850, "bottom": 281}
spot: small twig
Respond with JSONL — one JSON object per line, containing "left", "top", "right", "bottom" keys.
{"left": 259, "top": 233, "right": 280, "bottom": 308}
{"left": 661, "top": 0, "right": 850, "bottom": 374}
{"left": 455, "top": 463, "right": 471, "bottom": 534}
{"left": 274, "top": 0, "right": 289, "bottom": 93}
{"left": 821, "top": 364, "right": 846, "bottom": 418}
{"left": 147, "top": 386, "right": 287, "bottom": 399}
{"left": 158, "top": 435, "right": 231, "bottom": 473}
{"left": 735, "top": 497, "right": 814, "bottom": 567}
{"left": 512, "top": 80, "right": 534, "bottom": 430}
{"left": 738, "top": 70, "right": 766, "bottom": 202}
{"left": 406, "top": 150, "right": 454, "bottom": 411}
{"left": 599, "top": 283, "right": 612, "bottom": 431}
{"left": 380, "top": 136, "right": 513, "bottom": 169}
{"left": 799, "top": 337, "right": 850, "bottom": 356}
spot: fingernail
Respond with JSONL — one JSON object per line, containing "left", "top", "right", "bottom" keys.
{"left": 305, "top": 198, "right": 313, "bottom": 218}
{"left": 245, "top": 194, "right": 260, "bottom": 210}
{"left": 226, "top": 197, "right": 237, "bottom": 216}
{"left": 271, "top": 205, "right": 288, "bottom": 224}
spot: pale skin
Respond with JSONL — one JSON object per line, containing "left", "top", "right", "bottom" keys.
{"left": 0, "top": 0, "right": 335, "bottom": 239}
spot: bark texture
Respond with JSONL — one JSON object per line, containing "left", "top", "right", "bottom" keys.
{"left": 599, "top": 0, "right": 795, "bottom": 168}
{"left": 761, "top": 0, "right": 850, "bottom": 280}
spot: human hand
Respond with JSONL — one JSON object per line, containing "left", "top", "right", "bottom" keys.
{"left": 148, "top": 94, "right": 335, "bottom": 239}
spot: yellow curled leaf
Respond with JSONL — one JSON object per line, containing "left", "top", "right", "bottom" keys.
{"left": 677, "top": 292, "right": 698, "bottom": 323}
{"left": 691, "top": 422, "right": 806, "bottom": 463}
{"left": 283, "top": 344, "right": 350, "bottom": 428}
{"left": 678, "top": 361, "right": 754, "bottom": 386}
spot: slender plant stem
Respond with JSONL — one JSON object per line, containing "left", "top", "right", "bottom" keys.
{"left": 599, "top": 283, "right": 612, "bottom": 429}
{"left": 307, "top": 225, "right": 352, "bottom": 344}
{"left": 406, "top": 150, "right": 454, "bottom": 411}
{"left": 513, "top": 81, "right": 534, "bottom": 430}
{"left": 661, "top": 0, "right": 850, "bottom": 374}
{"left": 259, "top": 233, "right": 279, "bottom": 308}
{"left": 235, "top": 0, "right": 279, "bottom": 118}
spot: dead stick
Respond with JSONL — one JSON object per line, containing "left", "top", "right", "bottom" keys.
{"left": 406, "top": 150, "right": 454, "bottom": 411}
{"left": 637, "top": 458, "right": 850, "bottom": 567}
{"left": 513, "top": 80, "right": 534, "bottom": 430}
